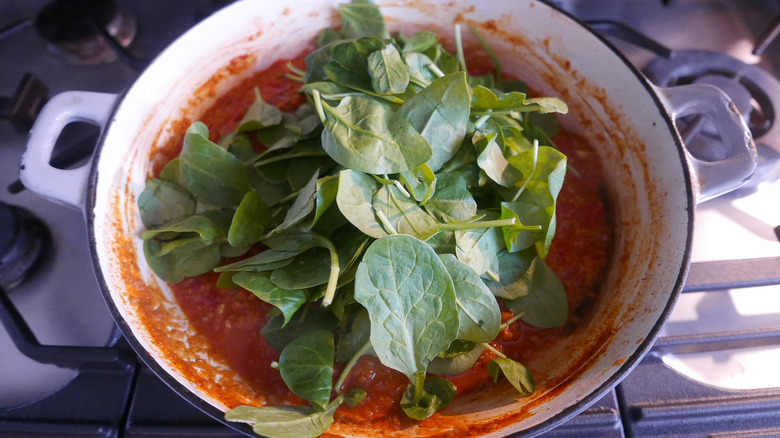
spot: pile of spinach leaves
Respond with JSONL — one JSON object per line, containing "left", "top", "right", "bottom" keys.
{"left": 138, "top": 1, "right": 571, "bottom": 436}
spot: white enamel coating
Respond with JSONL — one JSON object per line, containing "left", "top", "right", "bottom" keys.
{"left": 654, "top": 83, "right": 756, "bottom": 203}
{"left": 20, "top": 91, "right": 117, "bottom": 210}
{"left": 22, "top": 0, "right": 756, "bottom": 437}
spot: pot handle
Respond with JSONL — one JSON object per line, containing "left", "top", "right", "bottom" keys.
{"left": 656, "top": 83, "right": 757, "bottom": 203}
{"left": 20, "top": 91, "right": 117, "bottom": 210}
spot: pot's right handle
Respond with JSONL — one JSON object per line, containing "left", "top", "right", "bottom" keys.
{"left": 20, "top": 91, "right": 117, "bottom": 210}
{"left": 656, "top": 83, "right": 757, "bottom": 203}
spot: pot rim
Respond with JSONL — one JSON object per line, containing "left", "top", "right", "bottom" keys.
{"left": 83, "top": 1, "right": 694, "bottom": 436}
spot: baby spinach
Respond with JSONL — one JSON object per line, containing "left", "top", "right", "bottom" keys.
{"left": 488, "top": 357, "right": 535, "bottom": 396}
{"left": 225, "top": 399, "right": 340, "bottom": 438}
{"left": 439, "top": 254, "right": 501, "bottom": 344}
{"left": 178, "top": 122, "right": 252, "bottom": 207}
{"left": 232, "top": 271, "right": 307, "bottom": 327}
{"left": 368, "top": 43, "right": 409, "bottom": 95}
{"left": 354, "top": 235, "right": 459, "bottom": 382}
{"left": 137, "top": 1, "right": 585, "bottom": 435}
{"left": 397, "top": 72, "right": 470, "bottom": 171}
{"left": 137, "top": 179, "right": 195, "bottom": 229}
{"left": 400, "top": 376, "right": 457, "bottom": 420}
{"left": 371, "top": 184, "right": 438, "bottom": 240}
{"left": 228, "top": 190, "right": 270, "bottom": 248}
{"left": 336, "top": 169, "right": 387, "bottom": 238}
{"left": 317, "top": 94, "right": 432, "bottom": 174}
{"left": 504, "top": 256, "right": 568, "bottom": 328}
{"left": 279, "top": 329, "right": 335, "bottom": 410}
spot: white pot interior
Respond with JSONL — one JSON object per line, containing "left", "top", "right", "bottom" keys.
{"left": 90, "top": 0, "right": 691, "bottom": 436}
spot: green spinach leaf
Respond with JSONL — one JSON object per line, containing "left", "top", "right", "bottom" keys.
{"left": 178, "top": 122, "right": 252, "bottom": 207}
{"left": 439, "top": 254, "right": 501, "bottom": 344}
{"left": 279, "top": 329, "right": 335, "bottom": 410}
{"left": 353, "top": 235, "right": 459, "bottom": 381}
{"left": 137, "top": 178, "right": 196, "bottom": 229}
{"left": 232, "top": 271, "right": 306, "bottom": 326}
{"left": 504, "top": 256, "right": 568, "bottom": 328}
{"left": 398, "top": 72, "right": 470, "bottom": 171}
{"left": 228, "top": 190, "right": 270, "bottom": 248}
{"left": 488, "top": 357, "right": 535, "bottom": 396}
{"left": 400, "top": 376, "right": 456, "bottom": 420}
{"left": 318, "top": 95, "right": 432, "bottom": 175}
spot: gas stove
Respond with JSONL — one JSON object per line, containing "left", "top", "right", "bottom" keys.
{"left": 1, "top": 1, "right": 780, "bottom": 437}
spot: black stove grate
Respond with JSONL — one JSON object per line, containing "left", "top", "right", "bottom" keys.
{"left": 3, "top": 274, "right": 780, "bottom": 437}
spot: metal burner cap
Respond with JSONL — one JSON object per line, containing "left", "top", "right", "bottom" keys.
{"left": 34, "top": 0, "right": 137, "bottom": 66}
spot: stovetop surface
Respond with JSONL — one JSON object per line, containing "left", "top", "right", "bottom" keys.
{"left": 2, "top": 1, "right": 780, "bottom": 437}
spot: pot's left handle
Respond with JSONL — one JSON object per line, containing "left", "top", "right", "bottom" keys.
{"left": 21, "top": 91, "right": 118, "bottom": 210}
{"left": 656, "top": 83, "right": 757, "bottom": 203}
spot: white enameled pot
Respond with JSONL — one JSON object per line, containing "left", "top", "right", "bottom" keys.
{"left": 20, "top": 1, "right": 756, "bottom": 437}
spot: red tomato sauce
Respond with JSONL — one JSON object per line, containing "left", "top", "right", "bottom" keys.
{"left": 165, "top": 51, "right": 613, "bottom": 426}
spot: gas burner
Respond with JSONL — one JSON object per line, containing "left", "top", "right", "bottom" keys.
{"left": 34, "top": 0, "right": 138, "bottom": 66}
{"left": 644, "top": 50, "right": 780, "bottom": 152}
{"left": 0, "top": 203, "right": 48, "bottom": 290}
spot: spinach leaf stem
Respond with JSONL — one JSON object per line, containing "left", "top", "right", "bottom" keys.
{"left": 312, "top": 232, "right": 341, "bottom": 307}
{"left": 455, "top": 24, "right": 467, "bottom": 73}
{"left": 481, "top": 342, "right": 507, "bottom": 360}
{"left": 334, "top": 340, "right": 373, "bottom": 391}
{"left": 437, "top": 217, "right": 516, "bottom": 231}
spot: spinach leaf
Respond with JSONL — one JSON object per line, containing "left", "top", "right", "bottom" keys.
{"left": 336, "top": 169, "right": 387, "bottom": 238}
{"left": 474, "top": 130, "right": 523, "bottom": 188}
{"left": 371, "top": 184, "right": 438, "bottom": 240}
{"left": 137, "top": 178, "right": 195, "bottom": 229}
{"left": 400, "top": 376, "right": 456, "bottom": 420}
{"left": 344, "top": 387, "right": 367, "bottom": 407}
{"left": 335, "top": 309, "right": 373, "bottom": 363}
{"left": 262, "top": 307, "right": 339, "bottom": 353}
{"left": 403, "top": 52, "right": 437, "bottom": 88}
{"left": 325, "top": 38, "right": 386, "bottom": 93}
{"left": 398, "top": 72, "right": 470, "bottom": 171}
{"left": 471, "top": 85, "right": 567, "bottom": 115}
{"left": 268, "top": 171, "right": 319, "bottom": 236}
{"left": 483, "top": 248, "right": 535, "bottom": 300}
{"left": 504, "top": 256, "right": 568, "bottom": 328}
{"left": 232, "top": 271, "right": 306, "bottom": 326}
{"left": 317, "top": 95, "right": 432, "bottom": 175}
{"left": 314, "top": 174, "right": 339, "bottom": 226}
{"left": 424, "top": 173, "right": 477, "bottom": 222}
{"left": 507, "top": 145, "right": 566, "bottom": 257}
{"left": 400, "top": 30, "right": 439, "bottom": 53}
{"left": 228, "top": 190, "right": 270, "bottom": 248}
{"left": 225, "top": 400, "right": 339, "bottom": 438}
{"left": 178, "top": 122, "right": 252, "bottom": 207}
{"left": 488, "top": 357, "right": 535, "bottom": 396}
{"left": 338, "top": 0, "right": 389, "bottom": 40}
{"left": 428, "top": 343, "right": 485, "bottom": 376}
{"left": 214, "top": 249, "right": 301, "bottom": 273}
{"left": 279, "top": 329, "right": 335, "bottom": 410}
{"left": 500, "top": 201, "right": 546, "bottom": 252}
{"left": 237, "top": 87, "right": 283, "bottom": 132}
{"left": 439, "top": 254, "right": 501, "bottom": 344}
{"left": 367, "top": 43, "right": 409, "bottom": 95}
{"left": 455, "top": 212, "right": 503, "bottom": 278}
{"left": 140, "top": 209, "right": 233, "bottom": 242}
{"left": 158, "top": 157, "right": 181, "bottom": 182}
{"left": 399, "top": 163, "right": 435, "bottom": 204}
{"left": 143, "top": 238, "right": 222, "bottom": 283}
{"left": 424, "top": 230, "right": 456, "bottom": 255}
{"left": 353, "top": 235, "right": 459, "bottom": 381}
{"left": 270, "top": 247, "right": 333, "bottom": 290}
